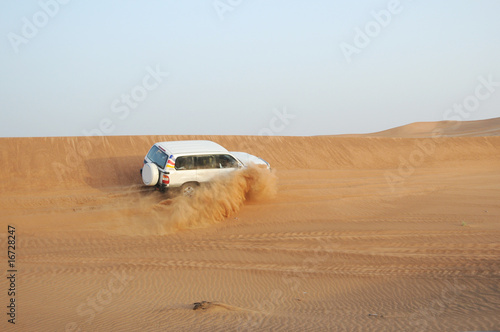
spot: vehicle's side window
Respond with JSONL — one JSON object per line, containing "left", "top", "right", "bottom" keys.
{"left": 175, "top": 154, "right": 238, "bottom": 170}
{"left": 217, "top": 154, "right": 238, "bottom": 168}
{"left": 147, "top": 146, "right": 168, "bottom": 169}
{"left": 175, "top": 156, "right": 195, "bottom": 170}
{"left": 196, "top": 155, "right": 217, "bottom": 169}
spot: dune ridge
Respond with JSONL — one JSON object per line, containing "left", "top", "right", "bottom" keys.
{"left": 1, "top": 133, "right": 499, "bottom": 193}
{"left": 363, "top": 117, "right": 500, "bottom": 137}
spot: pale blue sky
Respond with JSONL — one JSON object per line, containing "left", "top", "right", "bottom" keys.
{"left": 1, "top": 0, "right": 499, "bottom": 137}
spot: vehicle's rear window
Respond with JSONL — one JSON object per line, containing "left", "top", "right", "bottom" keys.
{"left": 147, "top": 146, "right": 168, "bottom": 169}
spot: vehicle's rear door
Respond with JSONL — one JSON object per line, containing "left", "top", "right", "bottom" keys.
{"left": 195, "top": 154, "right": 238, "bottom": 183}
{"left": 172, "top": 155, "right": 196, "bottom": 187}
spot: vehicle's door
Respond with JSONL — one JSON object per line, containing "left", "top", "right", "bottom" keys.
{"left": 195, "top": 154, "right": 239, "bottom": 183}
{"left": 172, "top": 155, "right": 196, "bottom": 187}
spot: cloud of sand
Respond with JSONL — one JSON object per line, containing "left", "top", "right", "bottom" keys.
{"left": 115, "top": 166, "right": 277, "bottom": 235}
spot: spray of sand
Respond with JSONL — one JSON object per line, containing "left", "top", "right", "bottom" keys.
{"left": 114, "top": 166, "right": 277, "bottom": 235}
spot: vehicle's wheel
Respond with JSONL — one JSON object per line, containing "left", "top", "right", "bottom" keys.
{"left": 181, "top": 182, "right": 198, "bottom": 197}
{"left": 142, "top": 163, "right": 159, "bottom": 186}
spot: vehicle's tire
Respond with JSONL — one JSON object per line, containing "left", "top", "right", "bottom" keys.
{"left": 181, "top": 182, "right": 198, "bottom": 197}
{"left": 142, "top": 163, "right": 159, "bottom": 186}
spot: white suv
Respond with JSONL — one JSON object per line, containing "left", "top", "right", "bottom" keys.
{"left": 140, "top": 140, "right": 270, "bottom": 196}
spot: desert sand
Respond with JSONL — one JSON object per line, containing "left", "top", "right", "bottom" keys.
{"left": 1, "top": 118, "right": 499, "bottom": 331}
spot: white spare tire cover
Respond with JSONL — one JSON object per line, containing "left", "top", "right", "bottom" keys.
{"left": 142, "top": 163, "right": 159, "bottom": 186}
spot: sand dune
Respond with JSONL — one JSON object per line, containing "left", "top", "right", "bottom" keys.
{"left": 1, "top": 118, "right": 499, "bottom": 331}
{"left": 365, "top": 117, "right": 500, "bottom": 137}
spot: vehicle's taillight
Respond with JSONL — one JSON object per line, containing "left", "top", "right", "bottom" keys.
{"left": 162, "top": 174, "right": 170, "bottom": 184}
